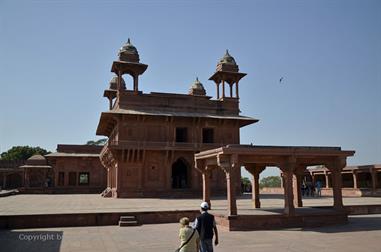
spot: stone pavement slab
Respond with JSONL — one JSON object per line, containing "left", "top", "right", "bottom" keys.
{"left": 0, "top": 214, "right": 380, "bottom": 252}
{"left": 0, "top": 193, "right": 380, "bottom": 215}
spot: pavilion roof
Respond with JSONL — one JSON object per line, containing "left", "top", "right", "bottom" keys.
{"left": 195, "top": 144, "right": 355, "bottom": 167}
{"left": 96, "top": 109, "right": 257, "bottom": 136}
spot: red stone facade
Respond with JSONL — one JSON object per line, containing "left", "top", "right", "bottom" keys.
{"left": 45, "top": 145, "right": 107, "bottom": 193}
{"left": 96, "top": 40, "right": 257, "bottom": 198}
{"left": 0, "top": 145, "right": 106, "bottom": 194}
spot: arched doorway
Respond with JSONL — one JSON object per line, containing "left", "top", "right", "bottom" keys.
{"left": 172, "top": 158, "right": 189, "bottom": 189}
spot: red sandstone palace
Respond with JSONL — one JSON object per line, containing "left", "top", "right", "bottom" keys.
{"left": 0, "top": 40, "right": 380, "bottom": 201}
{"left": 96, "top": 40, "right": 256, "bottom": 198}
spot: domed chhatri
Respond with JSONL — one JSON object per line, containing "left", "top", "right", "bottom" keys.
{"left": 118, "top": 38, "right": 140, "bottom": 63}
{"left": 109, "top": 75, "right": 126, "bottom": 90}
{"left": 219, "top": 50, "right": 237, "bottom": 65}
{"left": 188, "top": 77, "right": 206, "bottom": 96}
{"left": 216, "top": 49, "right": 239, "bottom": 72}
{"left": 25, "top": 154, "right": 49, "bottom": 166}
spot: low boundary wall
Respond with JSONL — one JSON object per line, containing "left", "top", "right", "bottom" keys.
{"left": 0, "top": 210, "right": 199, "bottom": 230}
{"left": 216, "top": 211, "right": 348, "bottom": 231}
{"left": 261, "top": 187, "right": 381, "bottom": 197}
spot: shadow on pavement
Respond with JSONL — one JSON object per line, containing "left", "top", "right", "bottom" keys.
{"left": 0, "top": 230, "right": 63, "bottom": 252}
{"left": 301, "top": 215, "right": 381, "bottom": 233}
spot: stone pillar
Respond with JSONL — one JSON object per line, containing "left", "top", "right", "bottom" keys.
{"left": 216, "top": 83, "right": 220, "bottom": 99}
{"left": 280, "top": 174, "right": 284, "bottom": 188}
{"left": 283, "top": 169, "right": 295, "bottom": 216}
{"left": 222, "top": 80, "right": 225, "bottom": 98}
{"left": 353, "top": 172, "right": 358, "bottom": 189}
{"left": 324, "top": 171, "right": 330, "bottom": 188}
{"left": 24, "top": 169, "right": 30, "bottom": 188}
{"left": 115, "top": 162, "right": 122, "bottom": 197}
{"left": 235, "top": 80, "right": 239, "bottom": 98}
{"left": 252, "top": 171, "right": 261, "bottom": 208}
{"left": 331, "top": 169, "right": 343, "bottom": 209}
{"left": 371, "top": 169, "right": 377, "bottom": 193}
{"left": 226, "top": 171, "right": 237, "bottom": 216}
{"left": 2, "top": 174, "right": 6, "bottom": 189}
{"left": 202, "top": 170, "right": 211, "bottom": 209}
{"left": 280, "top": 158, "right": 296, "bottom": 216}
{"left": 328, "top": 158, "right": 346, "bottom": 210}
{"left": 108, "top": 98, "right": 113, "bottom": 110}
{"left": 293, "top": 174, "right": 303, "bottom": 207}
{"left": 117, "top": 71, "right": 122, "bottom": 91}
{"left": 229, "top": 84, "right": 233, "bottom": 97}
{"left": 133, "top": 74, "right": 139, "bottom": 93}
{"left": 245, "top": 164, "right": 265, "bottom": 209}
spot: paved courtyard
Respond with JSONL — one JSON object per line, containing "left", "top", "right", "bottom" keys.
{"left": 0, "top": 214, "right": 380, "bottom": 252}
{"left": 0, "top": 193, "right": 380, "bottom": 215}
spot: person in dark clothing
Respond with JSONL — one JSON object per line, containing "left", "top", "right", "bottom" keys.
{"left": 192, "top": 202, "right": 219, "bottom": 252}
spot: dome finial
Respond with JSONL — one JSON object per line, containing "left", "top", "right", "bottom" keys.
{"left": 189, "top": 77, "right": 206, "bottom": 96}
{"left": 118, "top": 38, "right": 139, "bottom": 62}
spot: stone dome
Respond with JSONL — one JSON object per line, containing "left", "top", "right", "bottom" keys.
{"left": 188, "top": 77, "right": 206, "bottom": 96}
{"left": 216, "top": 49, "right": 239, "bottom": 72}
{"left": 219, "top": 50, "right": 237, "bottom": 65}
{"left": 118, "top": 38, "right": 140, "bottom": 63}
{"left": 26, "top": 154, "right": 48, "bottom": 165}
{"left": 109, "top": 75, "right": 126, "bottom": 90}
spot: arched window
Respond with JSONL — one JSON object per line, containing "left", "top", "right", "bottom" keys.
{"left": 171, "top": 158, "right": 189, "bottom": 189}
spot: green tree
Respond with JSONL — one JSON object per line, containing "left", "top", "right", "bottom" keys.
{"left": 241, "top": 177, "right": 251, "bottom": 192}
{"left": 241, "top": 177, "right": 251, "bottom": 187}
{"left": 0, "top": 146, "right": 50, "bottom": 161}
{"left": 259, "top": 176, "right": 281, "bottom": 189}
{"left": 86, "top": 138, "right": 107, "bottom": 146}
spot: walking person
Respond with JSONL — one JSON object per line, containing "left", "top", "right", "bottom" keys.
{"left": 176, "top": 217, "right": 199, "bottom": 252}
{"left": 193, "top": 202, "right": 219, "bottom": 252}
{"left": 315, "top": 180, "right": 322, "bottom": 197}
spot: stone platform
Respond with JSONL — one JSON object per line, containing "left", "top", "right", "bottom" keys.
{"left": 1, "top": 215, "right": 381, "bottom": 252}
{"left": 0, "top": 194, "right": 380, "bottom": 230}
{"left": 215, "top": 208, "right": 347, "bottom": 231}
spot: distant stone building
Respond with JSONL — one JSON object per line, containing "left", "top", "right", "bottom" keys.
{"left": 96, "top": 40, "right": 257, "bottom": 197}
{"left": 45, "top": 145, "right": 107, "bottom": 193}
{"left": 304, "top": 164, "right": 381, "bottom": 196}
{"left": 0, "top": 145, "right": 106, "bottom": 193}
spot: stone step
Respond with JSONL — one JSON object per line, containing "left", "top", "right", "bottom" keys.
{"left": 119, "top": 220, "right": 139, "bottom": 227}
{"left": 120, "top": 216, "right": 136, "bottom": 221}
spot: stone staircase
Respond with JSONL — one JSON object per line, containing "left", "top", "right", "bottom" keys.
{"left": 100, "top": 187, "right": 112, "bottom": 197}
{"left": 119, "top": 215, "right": 139, "bottom": 227}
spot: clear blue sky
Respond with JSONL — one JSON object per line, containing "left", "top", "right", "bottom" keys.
{"left": 0, "top": 0, "right": 380, "bottom": 178}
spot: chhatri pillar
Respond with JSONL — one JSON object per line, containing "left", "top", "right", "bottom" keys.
{"left": 324, "top": 171, "right": 330, "bottom": 188}
{"left": 225, "top": 170, "right": 237, "bottom": 216}
{"left": 352, "top": 171, "right": 358, "bottom": 189}
{"left": 219, "top": 154, "right": 239, "bottom": 216}
{"left": 195, "top": 159, "right": 213, "bottom": 209}
{"left": 202, "top": 169, "right": 212, "bottom": 209}
{"left": 245, "top": 164, "right": 265, "bottom": 209}
{"left": 327, "top": 158, "right": 346, "bottom": 210}
{"left": 280, "top": 158, "right": 296, "bottom": 216}
{"left": 293, "top": 166, "right": 305, "bottom": 207}
{"left": 370, "top": 168, "right": 377, "bottom": 193}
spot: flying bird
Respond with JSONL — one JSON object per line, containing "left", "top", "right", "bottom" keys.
{"left": 279, "top": 77, "right": 284, "bottom": 83}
